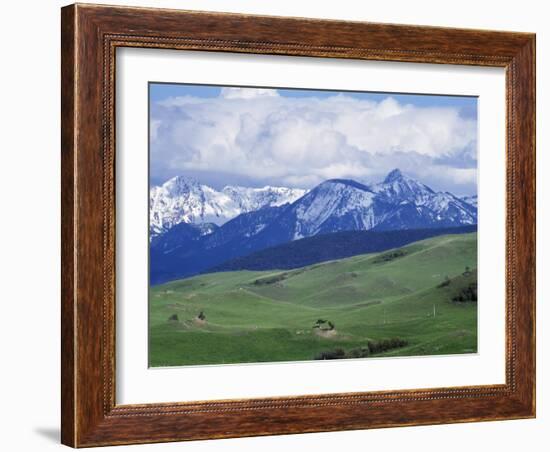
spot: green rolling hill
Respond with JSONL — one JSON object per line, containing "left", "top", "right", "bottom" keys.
{"left": 149, "top": 232, "right": 478, "bottom": 367}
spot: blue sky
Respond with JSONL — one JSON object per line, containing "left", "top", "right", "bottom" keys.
{"left": 150, "top": 83, "right": 477, "bottom": 120}
{"left": 149, "top": 83, "right": 478, "bottom": 195}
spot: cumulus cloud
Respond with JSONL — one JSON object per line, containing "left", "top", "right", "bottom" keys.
{"left": 220, "top": 87, "right": 279, "bottom": 99}
{"left": 150, "top": 89, "right": 477, "bottom": 195}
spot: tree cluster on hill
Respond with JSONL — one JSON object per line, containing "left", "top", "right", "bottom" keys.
{"left": 315, "top": 348, "right": 346, "bottom": 360}
{"left": 314, "top": 338, "right": 408, "bottom": 360}
{"left": 437, "top": 275, "right": 451, "bottom": 288}
{"left": 253, "top": 273, "right": 288, "bottom": 286}
{"left": 452, "top": 283, "right": 477, "bottom": 302}
{"left": 373, "top": 249, "right": 407, "bottom": 264}
{"left": 209, "top": 225, "right": 477, "bottom": 274}
{"left": 313, "top": 319, "right": 335, "bottom": 331}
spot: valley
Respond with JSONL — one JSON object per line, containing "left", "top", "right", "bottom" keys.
{"left": 149, "top": 232, "right": 478, "bottom": 367}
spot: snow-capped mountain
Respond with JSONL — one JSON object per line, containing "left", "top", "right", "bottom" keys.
{"left": 149, "top": 176, "right": 306, "bottom": 236}
{"left": 371, "top": 169, "right": 435, "bottom": 205}
{"left": 370, "top": 169, "right": 476, "bottom": 227}
{"left": 368, "top": 169, "right": 477, "bottom": 230}
{"left": 150, "top": 170, "right": 478, "bottom": 284}
{"left": 461, "top": 195, "right": 478, "bottom": 208}
{"left": 221, "top": 185, "right": 307, "bottom": 213}
{"left": 293, "top": 180, "right": 378, "bottom": 238}
{"left": 246, "top": 172, "right": 476, "bottom": 243}
{"left": 279, "top": 180, "right": 379, "bottom": 240}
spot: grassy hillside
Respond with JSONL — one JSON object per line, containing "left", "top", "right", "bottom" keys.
{"left": 209, "top": 225, "right": 477, "bottom": 273}
{"left": 149, "top": 232, "right": 478, "bottom": 367}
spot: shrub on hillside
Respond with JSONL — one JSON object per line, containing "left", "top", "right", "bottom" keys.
{"left": 452, "top": 283, "right": 477, "bottom": 302}
{"left": 314, "top": 338, "right": 408, "bottom": 361}
{"left": 367, "top": 337, "right": 408, "bottom": 354}
{"left": 373, "top": 249, "right": 407, "bottom": 264}
{"left": 314, "top": 348, "right": 346, "bottom": 360}
{"left": 253, "top": 273, "right": 287, "bottom": 286}
{"left": 313, "top": 319, "right": 335, "bottom": 331}
{"left": 347, "top": 347, "right": 371, "bottom": 358}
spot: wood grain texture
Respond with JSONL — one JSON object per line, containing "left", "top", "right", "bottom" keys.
{"left": 60, "top": 5, "right": 76, "bottom": 446}
{"left": 61, "top": 3, "right": 536, "bottom": 447}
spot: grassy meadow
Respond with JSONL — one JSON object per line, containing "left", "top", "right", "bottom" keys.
{"left": 149, "top": 232, "right": 478, "bottom": 367}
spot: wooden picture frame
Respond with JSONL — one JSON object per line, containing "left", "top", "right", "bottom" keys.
{"left": 61, "top": 3, "right": 536, "bottom": 447}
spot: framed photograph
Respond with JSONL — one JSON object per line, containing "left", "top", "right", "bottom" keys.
{"left": 61, "top": 3, "right": 536, "bottom": 447}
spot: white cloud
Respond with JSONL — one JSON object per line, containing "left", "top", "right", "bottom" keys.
{"left": 149, "top": 119, "right": 161, "bottom": 141}
{"left": 220, "top": 87, "right": 279, "bottom": 99}
{"left": 150, "top": 90, "right": 477, "bottom": 194}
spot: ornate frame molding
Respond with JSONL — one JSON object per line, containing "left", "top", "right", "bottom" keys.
{"left": 62, "top": 4, "right": 535, "bottom": 447}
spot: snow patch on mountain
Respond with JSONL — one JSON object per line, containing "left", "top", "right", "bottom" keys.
{"left": 150, "top": 170, "right": 479, "bottom": 283}
{"left": 461, "top": 195, "right": 478, "bottom": 208}
{"left": 370, "top": 170, "right": 477, "bottom": 228}
{"left": 150, "top": 176, "right": 306, "bottom": 236}
{"left": 221, "top": 185, "right": 306, "bottom": 212}
{"left": 371, "top": 168, "right": 434, "bottom": 205}
{"left": 292, "top": 180, "right": 377, "bottom": 239}
{"left": 150, "top": 169, "right": 477, "bottom": 246}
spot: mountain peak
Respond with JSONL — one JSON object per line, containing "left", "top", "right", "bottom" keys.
{"left": 322, "top": 178, "right": 371, "bottom": 191}
{"left": 383, "top": 168, "right": 404, "bottom": 183}
{"left": 163, "top": 175, "right": 200, "bottom": 191}
{"left": 150, "top": 176, "right": 307, "bottom": 234}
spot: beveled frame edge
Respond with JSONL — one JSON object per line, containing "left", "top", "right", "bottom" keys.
{"left": 61, "top": 3, "right": 536, "bottom": 447}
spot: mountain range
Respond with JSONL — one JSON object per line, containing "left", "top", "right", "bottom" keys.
{"left": 149, "top": 169, "right": 477, "bottom": 284}
{"left": 150, "top": 176, "right": 306, "bottom": 236}
{"left": 461, "top": 195, "right": 478, "bottom": 208}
